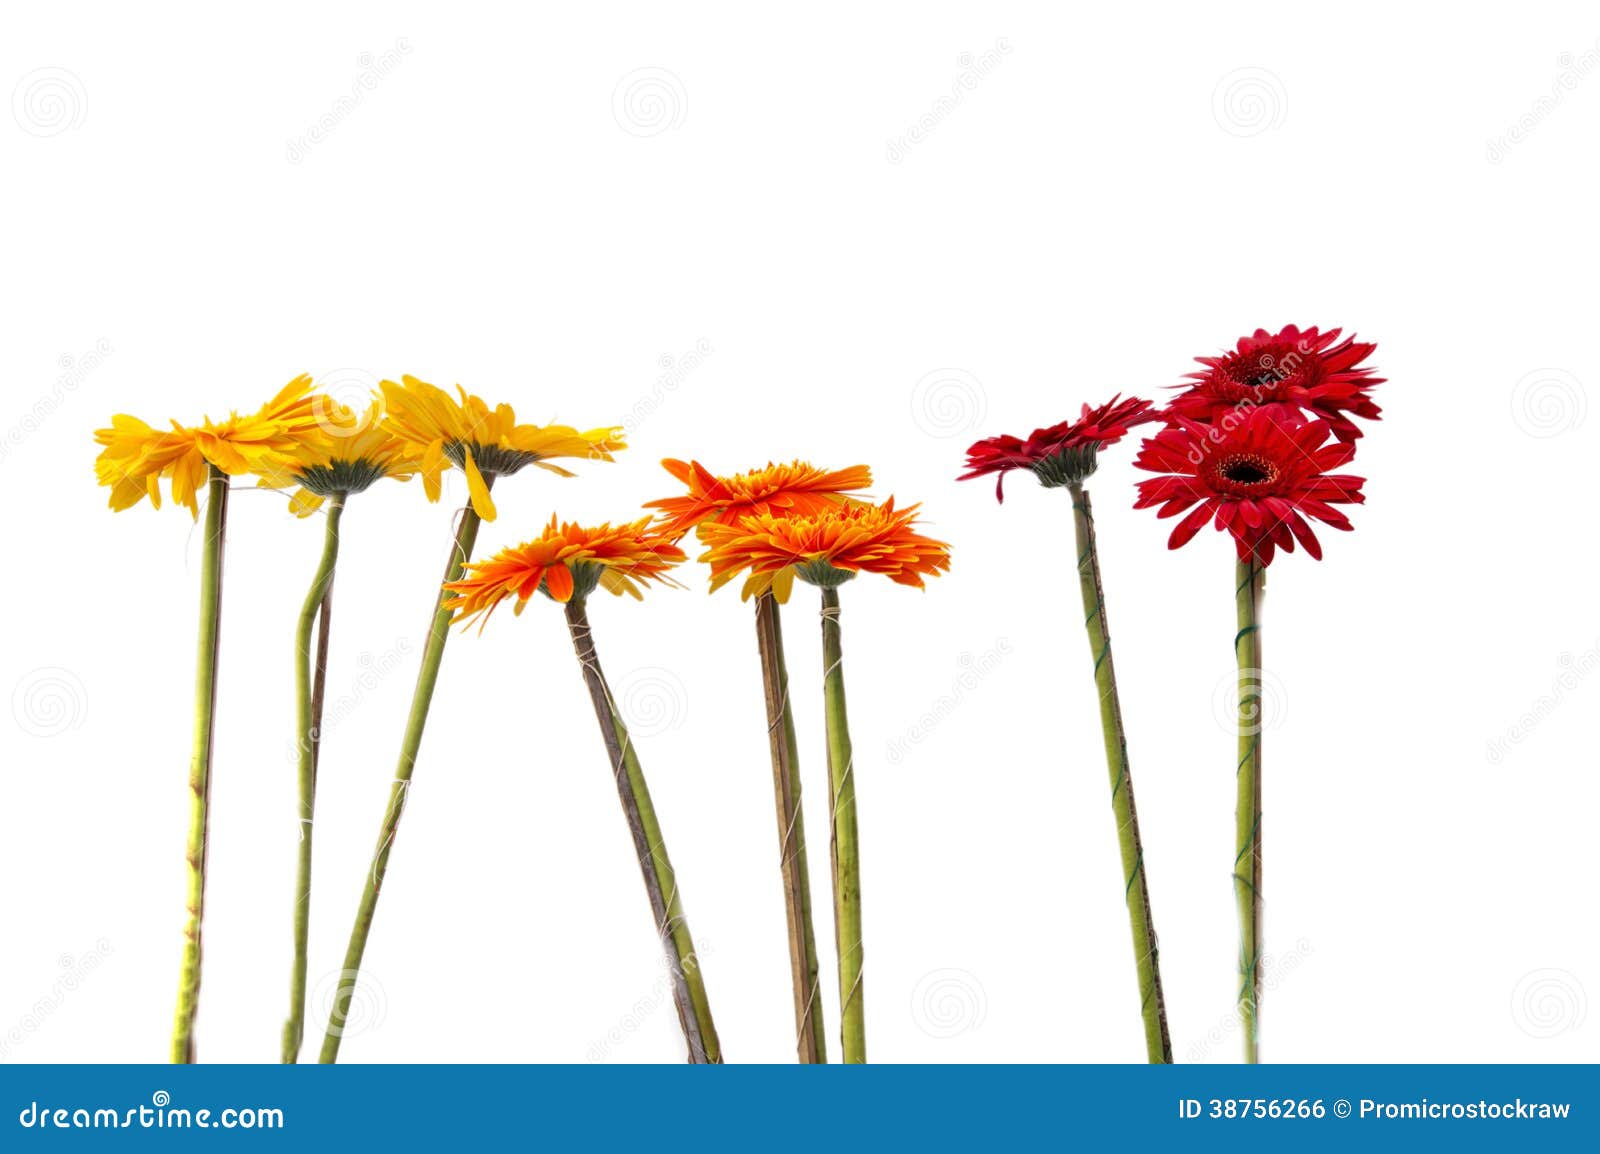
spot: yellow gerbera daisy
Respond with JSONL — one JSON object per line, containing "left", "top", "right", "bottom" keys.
{"left": 256, "top": 398, "right": 422, "bottom": 516}
{"left": 379, "top": 375, "right": 626, "bottom": 521}
{"left": 94, "top": 374, "right": 322, "bottom": 517}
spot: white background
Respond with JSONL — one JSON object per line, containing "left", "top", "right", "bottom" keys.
{"left": 2, "top": 3, "right": 1596, "bottom": 1064}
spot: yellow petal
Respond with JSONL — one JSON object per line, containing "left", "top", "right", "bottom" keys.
{"left": 420, "top": 439, "right": 444, "bottom": 503}
{"left": 463, "top": 446, "right": 497, "bottom": 521}
{"left": 771, "top": 565, "right": 796, "bottom": 604}
{"left": 288, "top": 488, "right": 325, "bottom": 518}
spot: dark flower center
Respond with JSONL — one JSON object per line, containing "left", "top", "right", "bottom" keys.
{"left": 1212, "top": 452, "right": 1279, "bottom": 493}
{"left": 1215, "top": 345, "right": 1305, "bottom": 401}
{"left": 444, "top": 441, "right": 540, "bottom": 476}
{"left": 1223, "top": 458, "right": 1270, "bottom": 484}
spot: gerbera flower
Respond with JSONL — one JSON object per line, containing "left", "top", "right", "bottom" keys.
{"left": 1133, "top": 409, "right": 1365, "bottom": 565}
{"left": 646, "top": 459, "right": 873, "bottom": 538}
{"left": 962, "top": 393, "right": 1175, "bottom": 1060}
{"left": 94, "top": 374, "right": 321, "bottom": 516}
{"left": 648, "top": 455, "right": 872, "bottom": 1061}
{"left": 94, "top": 377, "right": 321, "bottom": 1061}
{"left": 705, "top": 495, "right": 946, "bottom": 1062}
{"left": 379, "top": 375, "right": 625, "bottom": 520}
{"left": 257, "top": 398, "right": 422, "bottom": 517}
{"left": 1167, "top": 325, "right": 1383, "bottom": 442}
{"left": 697, "top": 498, "right": 951, "bottom": 595}
{"left": 323, "top": 382, "right": 624, "bottom": 1060}
{"left": 443, "top": 516, "right": 685, "bottom": 630}
{"left": 958, "top": 394, "right": 1161, "bottom": 502}
{"left": 257, "top": 392, "right": 424, "bottom": 1061}
{"left": 445, "top": 513, "right": 720, "bottom": 1062}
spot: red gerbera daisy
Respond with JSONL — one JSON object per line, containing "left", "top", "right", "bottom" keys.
{"left": 1132, "top": 408, "right": 1365, "bottom": 565}
{"left": 959, "top": 394, "right": 1161, "bottom": 501}
{"left": 1168, "top": 325, "right": 1382, "bottom": 442}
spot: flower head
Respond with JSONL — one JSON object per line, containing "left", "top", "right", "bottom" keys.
{"left": 644, "top": 458, "right": 873, "bottom": 539}
{"left": 1168, "top": 325, "right": 1382, "bottom": 442}
{"left": 959, "top": 394, "right": 1161, "bottom": 501}
{"left": 380, "top": 375, "right": 626, "bottom": 521}
{"left": 94, "top": 375, "right": 323, "bottom": 517}
{"left": 443, "top": 516, "right": 685, "bottom": 631}
{"left": 255, "top": 397, "right": 422, "bottom": 516}
{"left": 1133, "top": 408, "right": 1365, "bottom": 565}
{"left": 698, "top": 498, "right": 950, "bottom": 598}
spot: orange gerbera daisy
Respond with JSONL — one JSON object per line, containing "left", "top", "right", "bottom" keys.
{"left": 443, "top": 515, "right": 685, "bottom": 630}
{"left": 698, "top": 498, "right": 950, "bottom": 596}
{"left": 646, "top": 459, "right": 873, "bottom": 601}
{"left": 646, "top": 459, "right": 873, "bottom": 537}
{"left": 94, "top": 375, "right": 322, "bottom": 516}
{"left": 379, "top": 375, "right": 626, "bottom": 521}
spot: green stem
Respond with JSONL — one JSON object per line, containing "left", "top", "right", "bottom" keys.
{"left": 819, "top": 585, "right": 865, "bottom": 1063}
{"left": 753, "top": 591, "right": 827, "bottom": 1063}
{"left": 1234, "top": 553, "right": 1265, "bottom": 1064}
{"left": 319, "top": 496, "right": 486, "bottom": 1063}
{"left": 565, "top": 596, "right": 720, "bottom": 1063}
{"left": 282, "top": 495, "right": 345, "bottom": 1063}
{"left": 171, "top": 466, "right": 229, "bottom": 1063}
{"left": 1069, "top": 484, "right": 1172, "bottom": 1063}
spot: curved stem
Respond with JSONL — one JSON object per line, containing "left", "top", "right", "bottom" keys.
{"left": 565, "top": 597, "right": 720, "bottom": 1063}
{"left": 319, "top": 496, "right": 486, "bottom": 1063}
{"left": 1069, "top": 484, "right": 1172, "bottom": 1063}
{"left": 171, "top": 467, "right": 229, "bottom": 1063}
{"left": 754, "top": 592, "right": 827, "bottom": 1063}
{"left": 819, "top": 585, "right": 865, "bottom": 1063}
{"left": 282, "top": 495, "right": 344, "bottom": 1063}
{"left": 1234, "top": 554, "right": 1265, "bottom": 1063}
